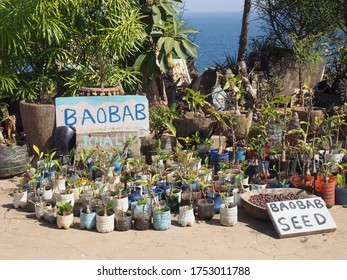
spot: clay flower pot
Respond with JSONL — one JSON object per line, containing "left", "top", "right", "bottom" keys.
{"left": 290, "top": 175, "right": 315, "bottom": 192}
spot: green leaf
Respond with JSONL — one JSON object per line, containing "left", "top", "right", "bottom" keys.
{"left": 157, "top": 37, "right": 166, "bottom": 50}
{"left": 223, "top": 81, "right": 230, "bottom": 90}
{"left": 182, "top": 39, "right": 198, "bottom": 57}
{"left": 165, "top": 122, "right": 176, "bottom": 137}
{"left": 164, "top": 37, "right": 175, "bottom": 54}
{"left": 180, "top": 28, "right": 199, "bottom": 34}
{"left": 173, "top": 41, "right": 187, "bottom": 59}
{"left": 33, "top": 145, "right": 43, "bottom": 159}
{"left": 161, "top": 3, "right": 176, "bottom": 16}
{"left": 173, "top": 18, "right": 178, "bottom": 35}
{"left": 152, "top": 5, "right": 162, "bottom": 24}
{"left": 150, "top": 30, "right": 164, "bottom": 36}
{"left": 134, "top": 54, "right": 147, "bottom": 70}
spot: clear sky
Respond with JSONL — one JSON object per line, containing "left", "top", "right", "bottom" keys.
{"left": 183, "top": 0, "right": 245, "bottom": 13}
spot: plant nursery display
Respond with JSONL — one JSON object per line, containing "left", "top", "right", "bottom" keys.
{"left": 1, "top": 0, "right": 346, "bottom": 242}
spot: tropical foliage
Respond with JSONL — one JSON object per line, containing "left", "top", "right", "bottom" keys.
{"left": 0, "top": 0, "right": 147, "bottom": 101}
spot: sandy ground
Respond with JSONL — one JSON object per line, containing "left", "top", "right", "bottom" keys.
{"left": 1, "top": 178, "right": 347, "bottom": 261}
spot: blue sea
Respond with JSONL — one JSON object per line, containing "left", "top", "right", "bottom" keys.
{"left": 185, "top": 12, "right": 264, "bottom": 73}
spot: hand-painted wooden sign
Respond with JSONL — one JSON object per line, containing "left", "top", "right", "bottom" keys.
{"left": 55, "top": 95, "right": 149, "bottom": 135}
{"left": 266, "top": 197, "right": 337, "bottom": 238}
{"left": 76, "top": 131, "right": 140, "bottom": 158}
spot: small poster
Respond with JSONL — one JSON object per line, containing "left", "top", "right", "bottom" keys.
{"left": 173, "top": 59, "right": 191, "bottom": 86}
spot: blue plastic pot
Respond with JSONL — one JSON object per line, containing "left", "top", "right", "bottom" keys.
{"left": 235, "top": 150, "right": 246, "bottom": 161}
{"left": 206, "top": 193, "right": 222, "bottom": 214}
{"left": 127, "top": 187, "right": 142, "bottom": 206}
{"left": 158, "top": 184, "right": 171, "bottom": 199}
{"left": 80, "top": 209, "right": 96, "bottom": 230}
{"left": 335, "top": 187, "right": 347, "bottom": 205}
{"left": 209, "top": 149, "right": 229, "bottom": 174}
{"left": 152, "top": 206, "right": 171, "bottom": 231}
{"left": 152, "top": 187, "right": 164, "bottom": 200}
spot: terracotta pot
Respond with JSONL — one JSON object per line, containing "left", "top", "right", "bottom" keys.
{"left": 79, "top": 86, "right": 122, "bottom": 96}
{"left": 316, "top": 174, "right": 336, "bottom": 184}
{"left": 314, "top": 180, "right": 336, "bottom": 208}
{"left": 290, "top": 175, "right": 315, "bottom": 192}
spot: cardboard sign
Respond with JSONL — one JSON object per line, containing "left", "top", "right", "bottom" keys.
{"left": 266, "top": 197, "right": 337, "bottom": 238}
{"left": 75, "top": 131, "right": 140, "bottom": 158}
{"left": 173, "top": 59, "right": 191, "bottom": 86}
{"left": 55, "top": 95, "right": 150, "bottom": 135}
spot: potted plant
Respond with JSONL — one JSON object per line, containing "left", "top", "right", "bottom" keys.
{"left": 65, "top": 0, "right": 146, "bottom": 96}
{"left": 114, "top": 210, "right": 132, "bottom": 232}
{"left": 232, "top": 161, "right": 250, "bottom": 208}
{"left": 152, "top": 204, "right": 171, "bottom": 231}
{"left": 112, "top": 183, "right": 129, "bottom": 214}
{"left": 56, "top": 201, "right": 74, "bottom": 229}
{"left": 287, "top": 115, "right": 315, "bottom": 191}
{"left": 12, "top": 180, "right": 28, "bottom": 209}
{"left": 79, "top": 196, "right": 96, "bottom": 230}
{"left": 44, "top": 207, "right": 57, "bottom": 224}
{"left": 34, "top": 197, "right": 52, "bottom": 221}
{"left": 165, "top": 183, "right": 182, "bottom": 212}
{"left": 221, "top": 72, "right": 253, "bottom": 142}
{"left": 335, "top": 172, "right": 347, "bottom": 205}
{"left": 220, "top": 202, "right": 238, "bottom": 227}
{"left": 130, "top": 192, "right": 152, "bottom": 218}
{"left": 96, "top": 200, "right": 114, "bottom": 233}
{"left": 178, "top": 182, "right": 196, "bottom": 227}
{"left": 0, "top": 1, "right": 72, "bottom": 160}
{"left": 314, "top": 144, "right": 344, "bottom": 208}
{"left": 142, "top": 103, "right": 179, "bottom": 162}
{"left": 76, "top": 148, "right": 97, "bottom": 178}
{"left": 173, "top": 88, "right": 216, "bottom": 146}
{"left": 196, "top": 186, "right": 215, "bottom": 220}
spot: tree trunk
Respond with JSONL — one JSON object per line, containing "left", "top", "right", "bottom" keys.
{"left": 142, "top": 68, "right": 168, "bottom": 108}
{"left": 237, "top": 0, "right": 251, "bottom": 63}
{"left": 237, "top": 0, "right": 255, "bottom": 105}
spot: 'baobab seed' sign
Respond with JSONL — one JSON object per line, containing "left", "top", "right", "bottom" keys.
{"left": 266, "top": 197, "right": 337, "bottom": 238}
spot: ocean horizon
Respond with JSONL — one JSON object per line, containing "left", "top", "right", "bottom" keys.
{"left": 185, "top": 11, "right": 264, "bottom": 73}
